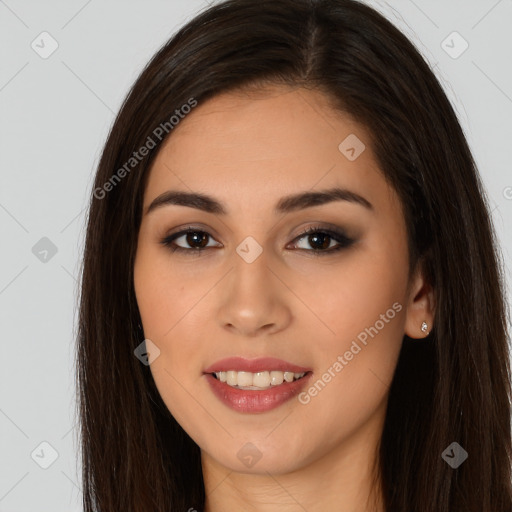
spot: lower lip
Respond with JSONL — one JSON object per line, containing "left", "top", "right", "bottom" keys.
{"left": 204, "top": 373, "right": 312, "bottom": 413}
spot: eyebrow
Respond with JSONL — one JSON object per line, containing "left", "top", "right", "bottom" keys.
{"left": 145, "top": 186, "right": 373, "bottom": 216}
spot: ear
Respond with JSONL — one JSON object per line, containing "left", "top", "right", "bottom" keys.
{"left": 404, "top": 258, "right": 436, "bottom": 339}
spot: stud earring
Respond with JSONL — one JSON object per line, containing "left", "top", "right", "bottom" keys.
{"left": 421, "top": 321, "right": 429, "bottom": 335}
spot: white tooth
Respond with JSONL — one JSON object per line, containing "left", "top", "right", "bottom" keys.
{"left": 220, "top": 370, "right": 305, "bottom": 388}
{"left": 270, "top": 371, "right": 284, "bottom": 386}
{"left": 253, "top": 371, "right": 271, "bottom": 388}
{"left": 237, "top": 371, "right": 253, "bottom": 387}
{"left": 227, "top": 370, "right": 237, "bottom": 386}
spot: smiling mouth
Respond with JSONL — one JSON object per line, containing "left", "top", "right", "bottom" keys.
{"left": 211, "top": 370, "right": 309, "bottom": 390}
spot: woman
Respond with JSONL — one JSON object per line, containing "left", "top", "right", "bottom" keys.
{"left": 76, "top": 0, "right": 512, "bottom": 510}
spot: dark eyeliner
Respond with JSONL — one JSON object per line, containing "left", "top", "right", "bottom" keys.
{"left": 291, "top": 225, "right": 355, "bottom": 255}
{"left": 160, "top": 226, "right": 212, "bottom": 254}
{"left": 159, "top": 225, "right": 355, "bottom": 255}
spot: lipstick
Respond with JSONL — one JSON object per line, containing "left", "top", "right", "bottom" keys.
{"left": 203, "top": 357, "right": 312, "bottom": 413}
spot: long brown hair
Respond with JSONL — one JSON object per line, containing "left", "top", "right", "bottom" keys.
{"left": 76, "top": 0, "right": 512, "bottom": 510}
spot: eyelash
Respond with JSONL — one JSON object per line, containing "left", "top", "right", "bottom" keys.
{"left": 160, "top": 225, "right": 355, "bottom": 256}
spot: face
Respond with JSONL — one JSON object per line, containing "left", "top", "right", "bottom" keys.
{"left": 133, "top": 85, "right": 430, "bottom": 476}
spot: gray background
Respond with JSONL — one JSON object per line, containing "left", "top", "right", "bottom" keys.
{"left": 0, "top": 0, "right": 511, "bottom": 510}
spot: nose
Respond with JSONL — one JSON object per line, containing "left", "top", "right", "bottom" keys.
{"left": 216, "top": 249, "right": 292, "bottom": 338}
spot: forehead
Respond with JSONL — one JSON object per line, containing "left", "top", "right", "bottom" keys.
{"left": 143, "top": 85, "right": 395, "bottom": 217}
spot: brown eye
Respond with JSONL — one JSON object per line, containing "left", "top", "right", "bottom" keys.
{"left": 290, "top": 226, "right": 355, "bottom": 255}
{"left": 160, "top": 225, "right": 355, "bottom": 256}
{"left": 161, "top": 228, "right": 222, "bottom": 253}
{"left": 180, "top": 231, "right": 210, "bottom": 249}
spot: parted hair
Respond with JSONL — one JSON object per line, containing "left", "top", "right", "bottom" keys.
{"left": 76, "top": 1, "right": 512, "bottom": 510}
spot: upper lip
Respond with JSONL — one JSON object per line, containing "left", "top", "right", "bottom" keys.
{"left": 204, "top": 357, "right": 311, "bottom": 374}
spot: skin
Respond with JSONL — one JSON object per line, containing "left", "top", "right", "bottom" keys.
{"left": 133, "top": 85, "right": 435, "bottom": 512}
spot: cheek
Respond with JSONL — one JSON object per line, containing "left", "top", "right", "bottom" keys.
{"left": 293, "top": 237, "right": 407, "bottom": 430}
{"left": 134, "top": 247, "right": 209, "bottom": 435}
{"left": 133, "top": 245, "right": 215, "bottom": 389}
{"left": 134, "top": 243, "right": 197, "bottom": 340}
{"left": 294, "top": 238, "right": 407, "bottom": 342}
{"left": 134, "top": 255, "right": 174, "bottom": 340}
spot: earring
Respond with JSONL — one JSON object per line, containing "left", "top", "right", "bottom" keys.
{"left": 421, "top": 321, "right": 429, "bottom": 336}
